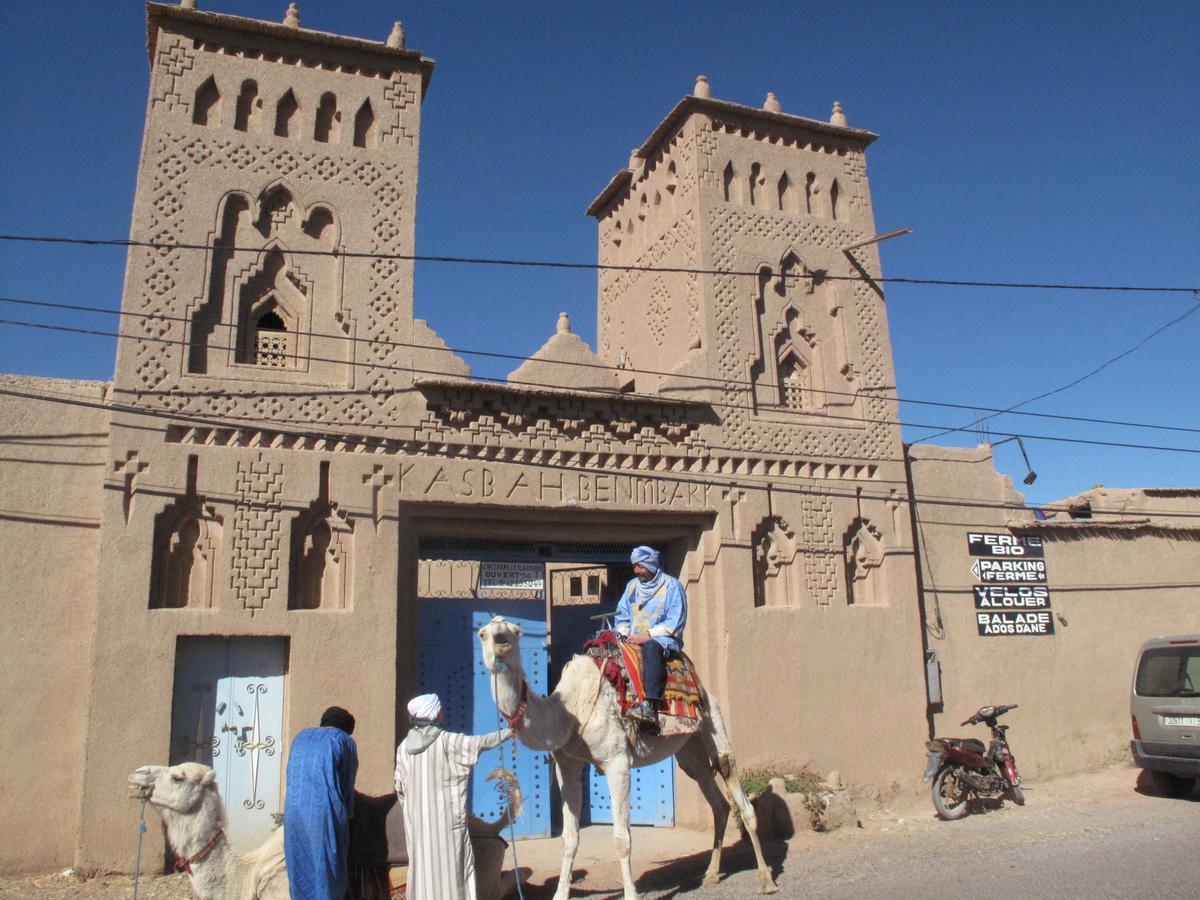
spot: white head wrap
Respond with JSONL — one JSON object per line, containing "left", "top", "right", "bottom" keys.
{"left": 407, "top": 693, "right": 442, "bottom": 722}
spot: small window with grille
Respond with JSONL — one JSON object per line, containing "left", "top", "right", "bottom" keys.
{"left": 779, "top": 355, "right": 807, "bottom": 409}
{"left": 254, "top": 310, "right": 291, "bottom": 368}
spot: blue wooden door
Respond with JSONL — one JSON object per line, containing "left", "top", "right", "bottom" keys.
{"left": 417, "top": 598, "right": 551, "bottom": 838}
{"left": 170, "top": 637, "right": 287, "bottom": 850}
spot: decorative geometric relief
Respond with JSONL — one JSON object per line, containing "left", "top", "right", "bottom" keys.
{"left": 648, "top": 277, "right": 670, "bottom": 348}
{"left": 230, "top": 456, "right": 285, "bottom": 611}
{"left": 844, "top": 518, "right": 886, "bottom": 607}
{"left": 752, "top": 516, "right": 800, "bottom": 608}
{"left": 798, "top": 493, "right": 838, "bottom": 606}
{"left": 152, "top": 37, "right": 196, "bottom": 112}
{"left": 704, "top": 204, "right": 896, "bottom": 461}
{"left": 381, "top": 72, "right": 418, "bottom": 146}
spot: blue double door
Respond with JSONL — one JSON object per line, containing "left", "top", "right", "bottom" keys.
{"left": 416, "top": 545, "right": 674, "bottom": 838}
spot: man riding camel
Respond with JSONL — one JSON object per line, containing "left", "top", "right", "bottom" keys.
{"left": 615, "top": 545, "right": 687, "bottom": 726}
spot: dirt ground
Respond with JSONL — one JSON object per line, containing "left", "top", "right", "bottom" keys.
{"left": 0, "top": 762, "right": 1177, "bottom": 899}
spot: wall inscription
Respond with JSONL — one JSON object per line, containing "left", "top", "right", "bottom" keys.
{"left": 397, "top": 460, "right": 715, "bottom": 511}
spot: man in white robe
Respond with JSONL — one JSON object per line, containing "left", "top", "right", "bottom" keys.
{"left": 394, "top": 693, "right": 511, "bottom": 900}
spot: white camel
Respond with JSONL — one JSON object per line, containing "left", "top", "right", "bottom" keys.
{"left": 478, "top": 616, "right": 777, "bottom": 899}
{"left": 129, "top": 761, "right": 523, "bottom": 900}
{"left": 128, "top": 763, "right": 287, "bottom": 900}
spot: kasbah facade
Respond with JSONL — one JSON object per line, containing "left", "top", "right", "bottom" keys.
{"left": 1, "top": 1, "right": 1196, "bottom": 874}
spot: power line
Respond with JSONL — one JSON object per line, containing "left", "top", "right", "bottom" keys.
{"left": 919, "top": 295, "right": 1200, "bottom": 441}
{"left": 6, "top": 382, "right": 1200, "bottom": 524}
{"left": 0, "top": 233, "right": 1196, "bottom": 293}
{"left": 5, "top": 313, "right": 1200, "bottom": 457}
{"left": 3, "top": 293, "right": 1199, "bottom": 439}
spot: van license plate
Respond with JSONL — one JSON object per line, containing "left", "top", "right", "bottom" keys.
{"left": 1163, "top": 716, "right": 1200, "bottom": 726}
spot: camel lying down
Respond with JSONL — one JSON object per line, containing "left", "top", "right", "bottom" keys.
{"left": 129, "top": 761, "right": 521, "bottom": 900}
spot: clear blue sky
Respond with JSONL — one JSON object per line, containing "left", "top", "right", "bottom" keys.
{"left": 1, "top": 0, "right": 1197, "bottom": 505}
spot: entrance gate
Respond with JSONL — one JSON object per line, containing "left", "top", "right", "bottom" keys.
{"left": 417, "top": 538, "right": 674, "bottom": 838}
{"left": 169, "top": 637, "right": 287, "bottom": 850}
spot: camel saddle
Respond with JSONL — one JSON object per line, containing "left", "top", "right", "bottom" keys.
{"left": 583, "top": 631, "right": 704, "bottom": 736}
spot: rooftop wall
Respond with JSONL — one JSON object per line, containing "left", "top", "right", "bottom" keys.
{"left": 0, "top": 377, "right": 110, "bottom": 871}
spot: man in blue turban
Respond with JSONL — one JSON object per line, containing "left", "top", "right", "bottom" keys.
{"left": 615, "top": 546, "right": 688, "bottom": 725}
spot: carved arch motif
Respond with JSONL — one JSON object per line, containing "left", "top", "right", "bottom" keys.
{"left": 151, "top": 498, "right": 223, "bottom": 609}
{"left": 187, "top": 181, "right": 345, "bottom": 382}
{"left": 752, "top": 515, "right": 801, "bottom": 608}
{"left": 288, "top": 465, "right": 353, "bottom": 610}
{"left": 844, "top": 517, "right": 886, "bottom": 606}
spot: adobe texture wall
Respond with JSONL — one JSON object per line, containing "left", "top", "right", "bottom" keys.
{"left": 908, "top": 444, "right": 1200, "bottom": 780}
{"left": 0, "top": 377, "right": 109, "bottom": 871}
{"left": 588, "top": 83, "right": 929, "bottom": 800}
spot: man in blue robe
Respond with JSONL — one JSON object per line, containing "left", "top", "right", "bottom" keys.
{"left": 615, "top": 546, "right": 688, "bottom": 725}
{"left": 284, "top": 706, "right": 359, "bottom": 900}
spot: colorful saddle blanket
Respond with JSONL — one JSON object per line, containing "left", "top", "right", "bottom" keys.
{"left": 583, "top": 631, "right": 704, "bottom": 723}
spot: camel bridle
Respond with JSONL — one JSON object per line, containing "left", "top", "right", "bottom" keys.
{"left": 173, "top": 827, "right": 224, "bottom": 874}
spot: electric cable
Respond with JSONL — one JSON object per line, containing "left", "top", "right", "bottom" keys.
{"left": 4, "top": 293, "right": 1200, "bottom": 438}
{"left": 0, "top": 232, "right": 1196, "bottom": 293}
{"left": 4, "top": 314, "right": 1200, "bottom": 457}
{"left": 918, "top": 295, "right": 1200, "bottom": 442}
{"left": 6, "top": 382, "right": 1200, "bottom": 522}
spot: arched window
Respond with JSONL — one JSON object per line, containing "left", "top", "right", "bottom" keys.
{"left": 352, "top": 99, "right": 377, "bottom": 149}
{"left": 275, "top": 89, "right": 299, "bottom": 138}
{"left": 253, "top": 307, "right": 290, "bottom": 367}
{"left": 830, "top": 178, "right": 840, "bottom": 220}
{"left": 314, "top": 92, "right": 340, "bottom": 143}
{"left": 748, "top": 162, "right": 762, "bottom": 206}
{"left": 779, "top": 354, "right": 808, "bottom": 409}
{"left": 805, "top": 172, "right": 816, "bottom": 214}
{"left": 723, "top": 161, "right": 737, "bottom": 202}
{"left": 777, "top": 172, "right": 795, "bottom": 212}
{"left": 193, "top": 77, "right": 221, "bottom": 127}
{"left": 234, "top": 79, "right": 260, "bottom": 132}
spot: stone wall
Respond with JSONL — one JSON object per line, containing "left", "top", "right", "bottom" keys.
{"left": 908, "top": 444, "right": 1200, "bottom": 780}
{"left": 0, "top": 377, "right": 109, "bottom": 871}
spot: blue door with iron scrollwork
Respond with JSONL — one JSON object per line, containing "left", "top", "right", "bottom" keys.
{"left": 170, "top": 637, "right": 287, "bottom": 851}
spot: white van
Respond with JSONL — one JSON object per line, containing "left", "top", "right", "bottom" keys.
{"left": 1130, "top": 634, "right": 1200, "bottom": 797}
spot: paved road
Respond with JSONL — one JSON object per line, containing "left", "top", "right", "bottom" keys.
{"left": 515, "top": 766, "right": 1198, "bottom": 899}
{"left": 3, "top": 765, "right": 1194, "bottom": 898}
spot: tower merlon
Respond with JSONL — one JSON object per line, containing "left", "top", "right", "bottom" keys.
{"left": 586, "top": 94, "right": 877, "bottom": 217}
{"left": 147, "top": 2, "right": 435, "bottom": 97}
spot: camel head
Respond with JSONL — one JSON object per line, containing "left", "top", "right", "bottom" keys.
{"left": 128, "top": 762, "right": 220, "bottom": 815}
{"left": 478, "top": 615, "right": 525, "bottom": 676}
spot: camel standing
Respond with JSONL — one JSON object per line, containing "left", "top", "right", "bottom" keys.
{"left": 477, "top": 616, "right": 777, "bottom": 899}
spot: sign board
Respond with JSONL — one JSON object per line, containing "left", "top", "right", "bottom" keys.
{"left": 970, "top": 558, "right": 1047, "bottom": 583}
{"left": 972, "top": 585, "right": 1051, "bottom": 609}
{"left": 967, "top": 532, "right": 1044, "bottom": 558}
{"left": 976, "top": 610, "right": 1055, "bottom": 636}
{"left": 479, "top": 561, "right": 545, "bottom": 598}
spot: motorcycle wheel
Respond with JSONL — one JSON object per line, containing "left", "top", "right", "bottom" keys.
{"left": 1008, "top": 782, "right": 1026, "bottom": 806}
{"left": 931, "top": 766, "right": 971, "bottom": 820}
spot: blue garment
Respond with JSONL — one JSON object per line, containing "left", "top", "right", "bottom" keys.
{"left": 615, "top": 572, "right": 687, "bottom": 652}
{"left": 284, "top": 726, "right": 358, "bottom": 900}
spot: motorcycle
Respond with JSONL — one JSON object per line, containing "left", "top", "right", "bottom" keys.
{"left": 923, "top": 704, "right": 1025, "bottom": 820}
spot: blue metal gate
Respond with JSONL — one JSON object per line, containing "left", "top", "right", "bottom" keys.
{"left": 417, "top": 598, "right": 551, "bottom": 838}
{"left": 170, "top": 637, "right": 287, "bottom": 850}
